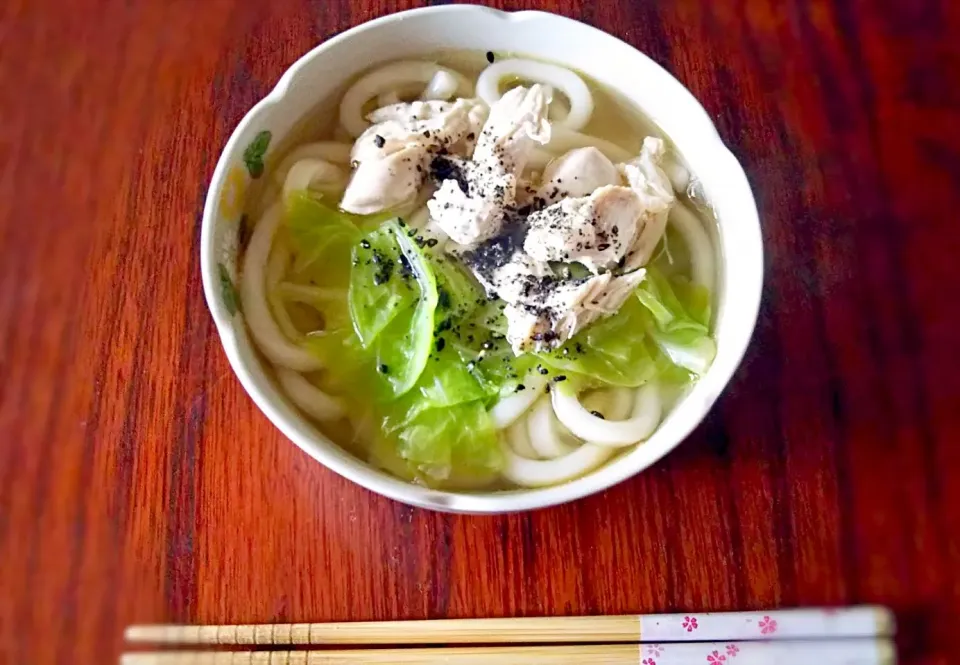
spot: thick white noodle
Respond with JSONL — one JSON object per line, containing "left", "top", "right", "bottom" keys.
{"left": 339, "top": 61, "right": 473, "bottom": 137}
{"left": 506, "top": 419, "right": 539, "bottom": 459}
{"left": 275, "top": 368, "right": 344, "bottom": 422}
{"left": 476, "top": 59, "right": 594, "bottom": 132}
{"left": 273, "top": 142, "right": 352, "bottom": 185}
{"left": 376, "top": 89, "right": 401, "bottom": 108}
{"left": 669, "top": 203, "right": 715, "bottom": 292}
{"left": 527, "top": 396, "right": 578, "bottom": 459}
{"left": 541, "top": 84, "right": 571, "bottom": 123}
{"left": 500, "top": 440, "right": 615, "bottom": 488}
{"left": 551, "top": 382, "right": 662, "bottom": 446}
{"left": 663, "top": 156, "right": 690, "bottom": 193}
{"left": 607, "top": 388, "right": 635, "bottom": 420}
{"left": 266, "top": 239, "right": 301, "bottom": 341}
{"left": 281, "top": 159, "right": 346, "bottom": 199}
{"left": 545, "top": 127, "right": 633, "bottom": 163}
{"left": 582, "top": 388, "right": 634, "bottom": 422}
{"left": 278, "top": 283, "right": 344, "bottom": 307}
{"left": 489, "top": 372, "right": 548, "bottom": 429}
{"left": 240, "top": 203, "right": 324, "bottom": 372}
{"left": 421, "top": 70, "right": 459, "bottom": 100}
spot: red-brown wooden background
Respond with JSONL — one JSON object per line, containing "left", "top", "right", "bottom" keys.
{"left": 2, "top": 1, "right": 959, "bottom": 663}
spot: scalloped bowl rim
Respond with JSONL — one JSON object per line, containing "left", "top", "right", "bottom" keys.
{"left": 200, "top": 6, "right": 764, "bottom": 513}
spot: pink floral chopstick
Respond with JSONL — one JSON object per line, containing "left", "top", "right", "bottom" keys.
{"left": 637, "top": 639, "right": 894, "bottom": 665}
{"left": 636, "top": 606, "right": 892, "bottom": 642}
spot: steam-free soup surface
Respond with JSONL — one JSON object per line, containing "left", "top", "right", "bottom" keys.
{"left": 239, "top": 50, "right": 719, "bottom": 490}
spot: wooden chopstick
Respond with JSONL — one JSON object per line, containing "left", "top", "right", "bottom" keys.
{"left": 125, "top": 606, "right": 894, "bottom": 645}
{"left": 120, "top": 640, "right": 897, "bottom": 664}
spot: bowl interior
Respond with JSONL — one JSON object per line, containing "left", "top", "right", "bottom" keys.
{"left": 202, "top": 6, "right": 763, "bottom": 513}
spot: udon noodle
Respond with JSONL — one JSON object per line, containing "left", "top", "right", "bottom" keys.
{"left": 238, "top": 51, "right": 718, "bottom": 490}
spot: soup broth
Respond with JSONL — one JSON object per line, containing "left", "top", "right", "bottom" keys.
{"left": 239, "top": 51, "right": 719, "bottom": 491}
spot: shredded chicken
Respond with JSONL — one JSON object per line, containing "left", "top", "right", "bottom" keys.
{"left": 617, "top": 136, "right": 675, "bottom": 269}
{"left": 339, "top": 84, "right": 679, "bottom": 355}
{"left": 463, "top": 244, "right": 647, "bottom": 353}
{"left": 541, "top": 269, "right": 647, "bottom": 344}
{"left": 503, "top": 269, "right": 647, "bottom": 352}
{"left": 428, "top": 85, "right": 550, "bottom": 246}
{"left": 340, "top": 99, "right": 479, "bottom": 215}
{"left": 523, "top": 185, "right": 646, "bottom": 273}
{"left": 522, "top": 139, "right": 675, "bottom": 274}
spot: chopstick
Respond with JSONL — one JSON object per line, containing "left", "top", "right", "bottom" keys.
{"left": 120, "top": 640, "right": 896, "bottom": 665}
{"left": 125, "top": 606, "right": 894, "bottom": 645}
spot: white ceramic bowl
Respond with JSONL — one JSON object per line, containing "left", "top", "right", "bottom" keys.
{"left": 201, "top": 5, "right": 763, "bottom": 513}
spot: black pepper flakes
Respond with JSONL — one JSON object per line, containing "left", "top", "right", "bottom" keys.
{"left": 435, "top": 337, "right": 446, "bottom": 352}
{"left": 373, "top": 135, "right": 385, "bottom": 148}
{"left": 538, "top": 366, "right": 549, "bottom": 375}
{"left": 552, "top": 375, "right": 567, "bottom": 382}
{"left": 591, "top": 410, "right": 605, "bottom": 419}
{"left": 378, "top": 364, "right": 389, "bottom": 374}
{"left": 516, "top": 384, "right": 526, "bottom": 392}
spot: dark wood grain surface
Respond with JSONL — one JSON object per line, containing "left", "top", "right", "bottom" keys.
{"left": 2, "top": 1, "right": 959, "bottom": 663}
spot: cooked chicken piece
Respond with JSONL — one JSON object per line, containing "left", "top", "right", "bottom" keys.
{"left": 460, "top": 239, "right": 647, "bottom": 352}
{"left": 505, "top": 269, "right": 648, "bottom": 353}
{"left": 472, "top": 85, "right": 551, "bottom": 171}
{"left": 466, "top": 248, "right": 554, "bottom": 305}
{"left": 521, "top": 138, "right": 675, "bottom": 273}
{"left": 523, "top": 185, "right": 646, "bottom": 273}
{"left": 340, "top": 99, "right": 479, "bottom": 215}
{"left": 545, "top": 269, "right": 647, "bottom": 343}
{"left": 618, "top": 136, "right": 675, "bottom": 269}
{"left": 537, "top": 147, "right": 620, "bottom": 204}
{"left": 448, "top": 102, "right": 489, "bottom": 156}
{"left": 428, "top": 85, "right": 550, "bottom": 245}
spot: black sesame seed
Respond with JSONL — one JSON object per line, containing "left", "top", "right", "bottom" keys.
{"left": 552, "top": 375, "right": 567, "bottom": 382}
{"left": 538, "top": 367, "right": 549, "bottom": 375}
{"left": 426, "top": 238, "right": 438, "bottom": 248}
{"left": 481, "top": 340, "right": 494, "bottom": 350}
{"left": 360, "top": 239, "right": 371, "bottom": 249}
{"left": 486, "top": 51, "right": 495, "bottom": 63}
{"left": 435, "top": 337, "right": 446, "bottom": 352}
{"left": 373, "top": 135, "right": 385, "bottom": 148}
{"left": 591, "top": 410, "right": 606, "bottom": 419}
{"left": 516, "top": 384, "right": 526, "bottom": 391}
{"left": 378, "top": 364, "right": 389, "bottom": 374}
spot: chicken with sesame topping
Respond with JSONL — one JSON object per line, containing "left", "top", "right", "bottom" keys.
{"left": 340, "top": 99, "right": 484, "bottom": 215}
{"left": 428, "top": 85, "right": 551, "bottom": 246}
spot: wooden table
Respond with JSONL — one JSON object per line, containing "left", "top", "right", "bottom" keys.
{"left": 2, "top": 1, "right": 958, "bottom": 663}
